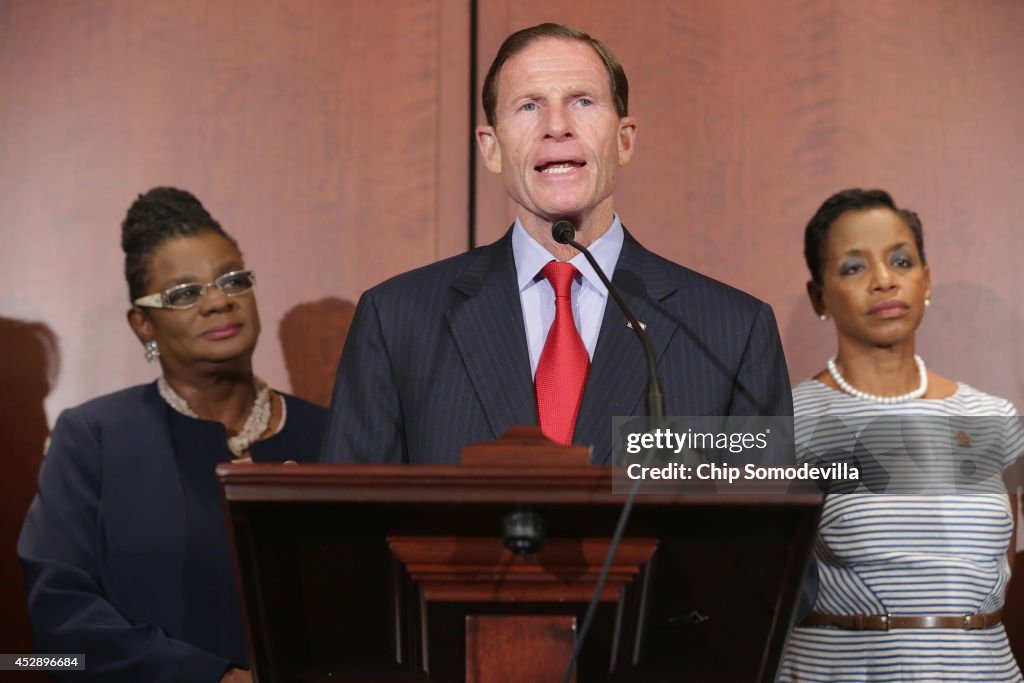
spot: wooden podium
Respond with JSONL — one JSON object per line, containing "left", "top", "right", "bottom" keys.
{"left": 218, "top": 433, "right": 821, "bottom": 682}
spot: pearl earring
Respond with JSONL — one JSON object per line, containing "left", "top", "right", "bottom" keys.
{"left": 924, "top": 298, "right": 931, "bottom": 308}
{"left": 819, "top": 314, "right": 829, "bottom": 321}
{"left": 144, "top": 340, "right": 160, "bottom": 363}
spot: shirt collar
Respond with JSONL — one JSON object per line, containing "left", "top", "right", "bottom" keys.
{"left": 512, "top": 215, "right": 624, "bottom": 295}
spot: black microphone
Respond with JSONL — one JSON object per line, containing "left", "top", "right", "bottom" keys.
{"left": 551, "top": 220, "right": 664, "bottom": 418}
{"left": 552, "top": 219, "right": 665, "bottom": 683}
{"left": 551, "top": 220, "right": 576, "bottom": 246}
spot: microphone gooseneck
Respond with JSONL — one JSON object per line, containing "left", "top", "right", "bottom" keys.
{"left": 550, "top": 221, "right": 664, "bottom": 419}
{"left": 552, "top": 220, "right": 665, "bottom": 683}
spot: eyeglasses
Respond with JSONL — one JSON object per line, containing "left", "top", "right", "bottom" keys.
{"left": 133, "top": 270, "right": 256, "bottom": 310}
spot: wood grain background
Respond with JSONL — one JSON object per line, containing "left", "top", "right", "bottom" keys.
{"left": 2, "top": 0, "right": 1022, "bottom": 665}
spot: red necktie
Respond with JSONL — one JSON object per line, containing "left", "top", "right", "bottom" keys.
{"left": 535, "top": 262, "right": 590, "bottom": 444}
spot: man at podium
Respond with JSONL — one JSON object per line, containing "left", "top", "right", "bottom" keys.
{"left": 321, "top": 23, "right": 792, "bottom": 464}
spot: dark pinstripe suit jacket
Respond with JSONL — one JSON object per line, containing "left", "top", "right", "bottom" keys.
{"left": 322, "top": 227, "right": 793, "bottom": 464}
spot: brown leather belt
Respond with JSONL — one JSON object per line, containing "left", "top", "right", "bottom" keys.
{"left": 800, "top": 610, "right": 1002, "bottom": 631}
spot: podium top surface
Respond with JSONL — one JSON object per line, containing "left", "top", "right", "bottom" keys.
{"left": 217, "top": 462, "right": 824, "bottom": 506}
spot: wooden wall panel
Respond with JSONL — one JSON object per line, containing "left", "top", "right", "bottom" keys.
{"left": 0, "top": 0, "right": 469, "bottom": 658}
{"left": 474, "top": 0, "right": 1024, "bottom": 409}
{"left": 0, "top": 0, "right": 470, "bottom": 415}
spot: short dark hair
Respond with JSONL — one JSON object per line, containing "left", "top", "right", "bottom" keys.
{"left": 122, "top": 187, "right": 238, "bottom": 302}
{"left": 804, "top": 188, "right": 927, "bottom": 285}
{"left": 482, "top": 23, "right": 629, "bottom": 127}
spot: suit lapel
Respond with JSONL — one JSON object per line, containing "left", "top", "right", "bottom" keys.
{"left": 116, "top": 385, "right": 187, "bottom": 545}
{"left": 574, "top": 231, "right": 679, "bottom": 464}
{"left": 104, "top": 384, "right": 189, "bottom": 630}
{"left": 445, "top": 231, "right": 537, "bottom": 438}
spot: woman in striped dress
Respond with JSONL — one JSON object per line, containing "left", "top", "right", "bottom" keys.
{"left": 777, "top": 189, "right": 1023, "bottom": 682}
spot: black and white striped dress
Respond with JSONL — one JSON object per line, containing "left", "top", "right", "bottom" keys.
{"left": 778, "top": 380, "right": 1024, "bottom": 682}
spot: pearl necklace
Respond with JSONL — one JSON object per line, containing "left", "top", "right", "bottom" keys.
{"left": 827, "top": 354, "right": 928, "bottom": 404}
{"left": 157, "top": 376, "right": 272, "bottom": 459}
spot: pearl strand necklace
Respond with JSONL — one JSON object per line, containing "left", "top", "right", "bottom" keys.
{"left": 826, "top": 354, "right": 928, "bottom": 404}
{"left": 157, "top": 376, "right": 272, "bottom": 459}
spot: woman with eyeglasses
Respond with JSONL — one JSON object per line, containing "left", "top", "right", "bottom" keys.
{"left": 18, "top": 187, "right": 327, "bottom": 682}
{"left": 777, "top": 189, "right": 1023, "bottom": 681}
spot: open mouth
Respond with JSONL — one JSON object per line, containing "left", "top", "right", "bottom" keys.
{"left": 535, "top": 160, "right": 586, "bottom": 174}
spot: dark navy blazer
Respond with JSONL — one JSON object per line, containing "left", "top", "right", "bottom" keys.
{"left": 322, "top": 228, "right": 793, "bottom": 464}
{"left": 18, "top": 382, "right": 326, "bottom": 682}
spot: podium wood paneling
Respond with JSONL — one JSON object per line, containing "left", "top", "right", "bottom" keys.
{"left": 220, "top": 463, "right": 821, "bottom": 681}
{"left": 388, "top": 535, "right": 657, "bottom": 602}
{"left": 465, "top": 615, "right": 576, "bottom": 683}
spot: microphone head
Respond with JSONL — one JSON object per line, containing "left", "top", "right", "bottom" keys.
{"left": 551, "top": 220, "right": 576, "bottom": 244}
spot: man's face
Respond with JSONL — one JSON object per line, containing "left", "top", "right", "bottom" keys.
{"left": 476, "top": 38, "right": 636, "bottom": 233}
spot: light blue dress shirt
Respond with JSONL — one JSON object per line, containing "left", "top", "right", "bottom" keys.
{"left": 511, "top": 216, "right": 625, "bottom": 377}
